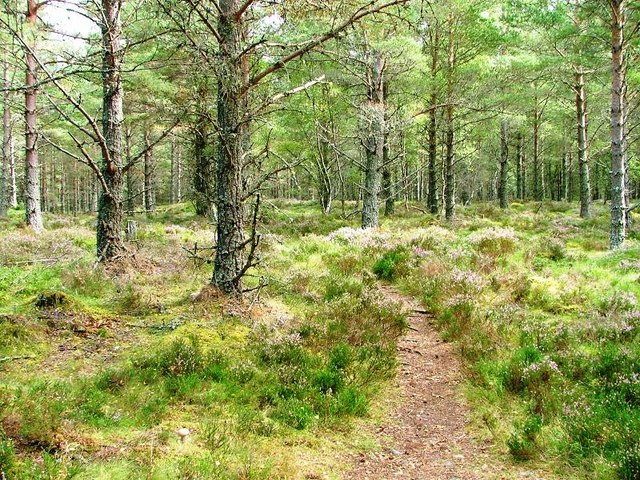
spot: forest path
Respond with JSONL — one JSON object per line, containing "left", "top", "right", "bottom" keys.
{"left": 344, "top": 284, "right": 504, "bottom": 480}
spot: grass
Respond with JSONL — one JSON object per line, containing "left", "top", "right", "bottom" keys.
{"left": 0, "top": 199, "right": 639, "bottom": 479}
{"left": 0, "top": 201, "right": 405, "bottom": 479}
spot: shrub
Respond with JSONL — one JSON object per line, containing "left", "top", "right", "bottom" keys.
{"left": 271, "top": 398, "right": 314, "bottom": 430}
{"left": 468, "top": 227, "right": 518, "bottom": 257}
{"left": 372, "top": 248, "right": 410, "bottom": 281}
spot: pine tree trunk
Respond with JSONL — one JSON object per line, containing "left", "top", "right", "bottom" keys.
{"left": 427, "top": 28, "right": 439, "bottom": 215}
{"left": 97, "top": 0, "right": 125, "bottom": 260}
{"left": 382, "top": 83, "right": 394, "bottom": 216}
{"left": 170, "top": 136, "right": 176, "bottom": 204}
{"left": 1, "top": 53, "right": 10, "bottom": 217}
{"left": 575, "top": 70, "right": 591, "bottom": 218}
{"left": 9, "top": 135, "right": 17, "bottom": 208}
{"left": 532, "top": 98, "right": 542, "bottom": 202}
{"left": 361, "top": 54, "right": 385, "bottom": 229}
{"left": 444, "top": 13, "right": 456, "bottom": 220}
{"left": 315, "top": 120, "right": 333, "bottom": 215}
{"left": 193, "top": 85, "right": 214, "bottom": 218}
{"left": 143, "top": 130, "right": 155, "bottom": 213}
{"left": 212, "top": 0, "right": 247, "bottom": 295}
{"left": 498, "top": 118, "right": 509, "bottom": 209}
{"left": 125, "top": 127, "right": 134, "bottom": 212}
{"left": 176, "top": 144, "right": 182, "bottom": 203}
{"left": 24, "top": 1, "right": 43, "bottom": 231}
{"left": 610, "top": 0, "right": 626, "bottom": 249}
{"left": 515, "top": 132, "right": 523, "bottom": 200}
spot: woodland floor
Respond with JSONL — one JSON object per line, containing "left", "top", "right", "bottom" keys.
{"left": 345, "top": 285, "right": 546, "bottom": 480}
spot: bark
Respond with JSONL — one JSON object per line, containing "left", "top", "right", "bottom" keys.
{"left": 316, "top": 132, "right": 333, "bottom": 215}
{"left": 444, "top": 13, "right": 456, "bottom": 221}
{"left": 382, "top": 83, "right": 394, "bottom": 216}
{"left": 361, "top": 53, "right": 385, "bottom": 229}
{"left": 498, "top": 118, "right": 509, "bottom": 209}
{"left": 9, "top": 135, "right": 17, "bottom": 208}
{"left": 1, "top": 53, "right": 10, "bottom": 217}
{"left": 382, "top": 165, "right": 394, "bottom": 216}
{"left": 193, "top": 87, "right": 215, "bottom": 218}
{"left": 97, "top": 0, "right": 125, "bottom": 260}
{"left": 427, "top": 29, "right": 439, "bottom": 215}
{"left": 24, "top": 1, "right": 43, "bottom": 231}
{"left": 609, "top": 0, "right": 627, "bottom": 250}
{"left": 143, "top": 130, "right": 155, "bottom": 213}
{"left": 532, "top": 98, "right": 542, "bottom": 201}
{"left": 212, "top": 0, "right": 247, "bottom": 294}
{"left": 610, "top": 0, "right": 627, "bottom": 249}
{"left": 176, "top": 143, "right": 182, "bottom": 202}
{"left": 515, "top": 132, "right": 523, "bottom": 200}
{"left": 561, "top": 146, "right": 569, "bottom": 202}
{"left": 575, "top": 70, "right": 591, "bottom": 218}
{"left": 170, "top": 136, "right": 180, "bottom": 204}
{"left": 125, "top": 127, "right": 134, "bottom": 212}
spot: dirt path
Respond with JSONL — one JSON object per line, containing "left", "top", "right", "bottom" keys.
{"left": 344, "top": 285, "right": 497, "bottom": 480}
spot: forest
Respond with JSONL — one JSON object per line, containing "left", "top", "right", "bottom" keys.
{"left": 1, "top": 0, "right": 640, "bottom": 478}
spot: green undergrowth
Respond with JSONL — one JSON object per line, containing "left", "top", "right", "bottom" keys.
{"left": 2, "top": 200, "right": 639, "bottom": 479}
{"left": 390, "top": 201, "right": 640, "bottom": 479}
{"left": 0, "top": 202, "right": 406, "bottom": 479}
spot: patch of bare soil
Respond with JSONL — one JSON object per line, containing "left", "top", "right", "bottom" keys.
{"left": 345, "top": 285, "right": 507, "bottom": 480}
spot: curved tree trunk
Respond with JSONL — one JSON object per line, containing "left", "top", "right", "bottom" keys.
{"left": 97, "top": 0, "right": 125, "bottom": 260}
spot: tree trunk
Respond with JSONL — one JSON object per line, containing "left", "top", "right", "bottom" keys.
{"left": 361, "top": 53, "right": 385, "bottom": 229}
{"left": 498, "top": 118, "right": 509, "bottom": 209}
{"left": 24, "top": 1, "right": 43, "bottom": 231}
{"left": 382, "top": 83, "right": 394, "bottom": 216}
{"left": 1, "top": 53, "right": 10, "bottom": 217}
{"left": 176, "top": 142, "right": 182, "bottom": 202}
{"left": 575, "top": 70, "right": 591, "bottom": 218}
{"left": 212, "top": 0, "right": 247, "bottom": 294}
{"left": 193, "top": 81, "right": 215, "bottom": 218}
{"left": 125, "top": 127, "right": 134, "bottom": 212}
{"left": 143, "top": 129, "right": 155, "bottom": 213}
{"left": 515, "top": 132, "right": 523, "bottom": 200}
{"left": 532, "top": 98, "right": 542, "bottom": 201}
{"left": 610, "top": 0, "right": 626, "bottom": 249}
{"left": 444, "top": 13, "right": 456, "bottom": 221}
{"left": 9, "top": 134, "right": 17, "bottom": 208}
{"left": 427, "top": 31, "right": 439, "bottom": 215}
{"left": 97, "top": 0, "right": 125, "bottom": 260}
{"left": 315, "top": 120, "right": 333, "bottom": 215}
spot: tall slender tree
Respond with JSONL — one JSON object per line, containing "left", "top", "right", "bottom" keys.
{"left": 24, "top": 0, "right": 43, "bottom": 231}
